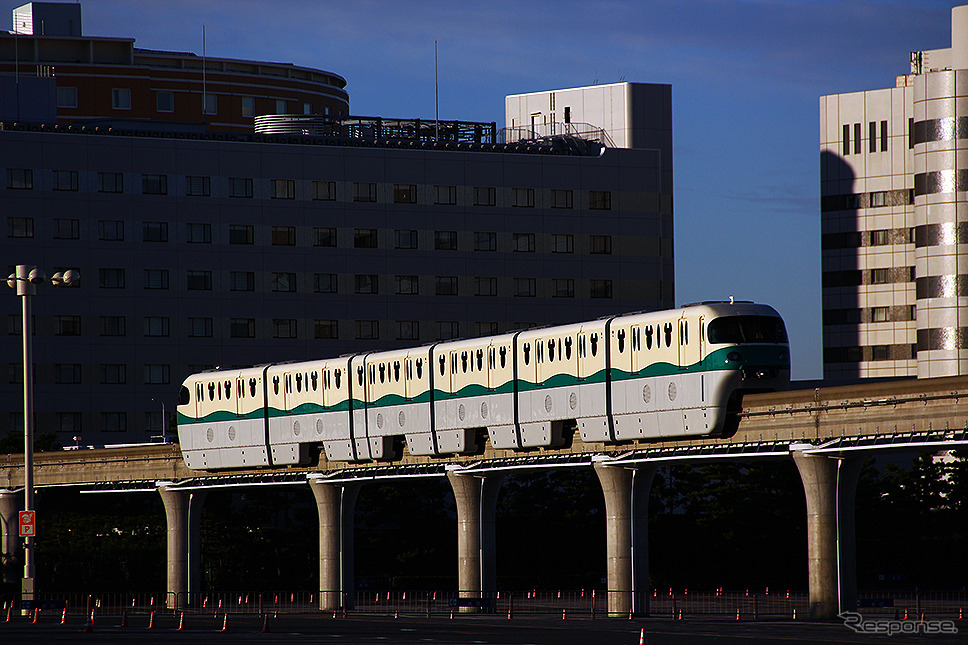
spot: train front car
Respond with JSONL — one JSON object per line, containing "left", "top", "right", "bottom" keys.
{"left": 696, "top": 301, "right": 790, "bottom": 436}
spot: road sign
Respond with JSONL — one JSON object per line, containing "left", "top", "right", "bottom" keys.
{"left": 19, "top": 510, "right": 35, "bottom": 537}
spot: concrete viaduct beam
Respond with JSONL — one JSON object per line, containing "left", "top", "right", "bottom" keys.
{"left": 792, "top": 450, "right": 862, "bottom": 619}
{"left": 157, "top": 483, "right": 206, "bottom": 609}
{"left": 593, "top": 462, "right": 656, "bottom": 617}
{"left": 309, "top": 477, "right": 361, "bottom": 611}
{"left": 447, "top": 470, "right": 503, "bottom": 609}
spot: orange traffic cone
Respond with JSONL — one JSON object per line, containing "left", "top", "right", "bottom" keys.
{"left": 677, "top": 608, "right": 682, "bottom": 620}
{"left": 221, "top": 612, "right": 230, "bottom": 632}
{"left": 147, "top": 610, "right": 156, "bottom": 630}
{"left": 177, "top": 612, "right": 184, "bottom": 631}
{"left": 32, "top": 607, "right": 39, "bottom": 624}
{"left": 393, "top": 610, "right": 399, "bottom": 619}
{"left": 60, "top": 607, "right": 67, "bottom": 625}
{"left": 262, "top": 614, "right": 270, "bottom": 633}
{"left": 628, "top": 607, "right": 633, "bottom": 620}
{"left": 735, "top": 609, "right": 741, "bottom": 621}
{"left": 561, "top": 608, "right": 566, "bottom": 620}
{"left": 4, "top": 603, "right": 12, "bottom": 623}
{"left": 792, "top": 608, "right": 797, "bottom": 620}
{"left": 639, "top": 626, "right": 647, "bottom": 644}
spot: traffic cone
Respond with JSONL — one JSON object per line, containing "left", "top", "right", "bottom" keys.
{"left": 262, "top": 614, "right": 270, "bottom": 633}
{"left": 91, "top": 609, "right": 96, "bottom": 626}
{"left": 60, "top": 607, "right": 67, "bottom": 625}
{"left": 628, "top": 607, "right": 633, "bottom": 620}
{"left": 677, "top": 608, "right": 682, "bottom": 620}
{"left": 736, "top": 609, "right": 741, "bottom": 621}
{"left": 792, "top": 608, "right": 797, "bottom": 620}
{"left": 221, "top": 612, "right": 230, "bottom": 632}
{"left": 32, "top": 607, "right": 39, "bottom": 624}
{"left": 639, "top": 627, "right": 647, "bottom": 644}
{"left": 958, "top": 607, "right": 963, "bottom": 620}
{"left": 451, "top": 609, "right": 455, "bottom": 620}
{"left": 147, "top": 610, "right": 155, "bottom": 630}
{"left": 5, "top": 602, "right": 12, "bottom": 623}
{"left": 394, "top": 610, "right": 399, "bottom": 619}
{"left": 561, "top": 608, "right": 566, "bottom": 620}
{"left": 332, "top": 609, "right": 337, "bottom": 618}
{"left": 904, "top": 608, "right": 908, "bottom": 620}
{"left": 177, "top": 612, "right": 184, "bottom": 631}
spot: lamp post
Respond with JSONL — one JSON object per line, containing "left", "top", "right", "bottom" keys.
{"left": 6, "top": 265, "right": 78, "bottom": 602}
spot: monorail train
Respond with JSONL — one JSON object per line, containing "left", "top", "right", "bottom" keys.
{"left": 176, "top": 301, "right": 789, "bottom": 470}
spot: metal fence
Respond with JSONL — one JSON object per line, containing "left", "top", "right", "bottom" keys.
{"left": 1, "top": 589, "right": 965, "bottom": 621}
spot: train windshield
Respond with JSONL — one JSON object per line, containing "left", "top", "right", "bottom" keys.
{"left": 707, "top": 316, "right": 787, "bottom": 344}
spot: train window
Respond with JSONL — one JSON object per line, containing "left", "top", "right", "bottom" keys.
{"left": 180, "top": 386, "right": 191, "bottom": 406}
{"left": 476, "top": 349, "right": 483, "bottom": 371}
{"left": 225, "top": 380, "right": 232, "bottom": 399}
{"left": 439, "top": 355, "right": 446, "bottom": 376}
{"left": 273, "top": 376, "right": 280, "bottom": 395}
{"left": 451, "top": 353, "right": 458, "bottom": 375}
{"left": 217, "top": 380, "right": 223, "bottom": 400}
{"left": 406, "top": 360, "right": 412, "bottom": 380}
{"left": 250, "top": 378, "right": 257, "bottom": 397}
{"left": 416, "top": 358, "right": 423, "bottom": 379}
{"left": 578, "top": 335, "right": 585, "bottom": 357}
{"left": 394, "top": 361, "right": 401, "bottom": 382}
{"left": 324, "top": 370, "right": 330, "bottom": 389}
{"left": 706, "top": 316, "right": 788, "bottom": 344}
{"left": 500, "top": 346, "right": 507, "bottom": 368}
{"left": 196, "top": 383, "right": 203, "bottom": 401}
{"left": 285, "top": 374, "right": 292, "bottom": 394}
{"left": 296, "top": 373, "right": 303, "bottom": 392}
{"left": 523, "top": 342, "right": 531, "bottom": 365}
{"left": 590, "top": 333, "right": 598, "bottom": 357}
{"left": 645, "top": 326, "right": 653, "bottom": 349}
{"left": 548, "top": 339, "right": 555, "bottom": 362}
{"left": 617, "top": 329, "right": 626, "bottom": 353}
{"left": 632, "top": 327, "right": 640, "bottom": 351}
{"left": 488, "top": 347, "right": 495, "bottom": 369}
{"left": 461, "top": 351, "right": 468, "bottom": 373}
{"left": 311, "top": 372, "right": 318, "bottom": 391}
{"left": 357, "top": 366, "right": 364, "bottom": 386}
{"left": 565, "top": 337, "right": 572, "bottom": 360}
{"left": 335, "top": 369, "right": 342, "bottom": 389}
{"left": 369, "top": 365, "right": 376, "bottom": 384}
{"left": 537, "top": 341, "right": 543, "bottom": 364}
{"left": 378, "top": 363, "right": 385, "bottom": 383}
{"left": 664, "top": 323, "right": 673, "bottom": 347}
{"left": 682, "top": 321, "right": 688, "bottom": 345}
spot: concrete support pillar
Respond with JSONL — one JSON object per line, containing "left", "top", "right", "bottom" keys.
{"left": 309, "top": 478, "right": 361, "bottom": 611}
{"left": 0, "top": 489, "right": 21, "bottom": 584}
{"left": 157, "top": 483, "right": 206, "bottom": 609}
{"left": 792, "top": 451, "right": 862, "bottom": 619}
{"left": 446, "top": 470, "right": 504, "bottom": 609}
{"left": 594, "top": 462, "right": 656, "bottom": 617}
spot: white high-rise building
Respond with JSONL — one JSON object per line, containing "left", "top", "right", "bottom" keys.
{"left": 821, "top": 5, "right": 968, "bottom": 379}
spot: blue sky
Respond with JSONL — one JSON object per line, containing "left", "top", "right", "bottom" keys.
{"left": 7, "top": 1, "right": 961, "bottom": 378}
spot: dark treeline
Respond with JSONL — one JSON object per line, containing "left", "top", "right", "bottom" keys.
{"left": 2, "top": 446, "right": 965, "bottom": 594}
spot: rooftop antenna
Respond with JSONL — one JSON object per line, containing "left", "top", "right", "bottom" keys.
{"left": 434, "top": 40, "right": 439, "bottom": 141}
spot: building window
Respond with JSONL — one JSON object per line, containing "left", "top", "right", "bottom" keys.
{"left": 99, "top": 316, "right": 126, "bottom": 336}
{"left": 98, "top": 268, "right": 125, "bottom": 289}
{"left": 551, "top": 189, "right": 573, "bottom": 209}
{"left": 871, "top": 306, "right": 890, "bottom": 323}
{"left": 275, "top": 99, "right": 287, "bottom": 114}
{"left": 870, "top": 229, "right": 889, "bottom": 246}
{"left": 871, "top": 345, "right": 891, "bottom": 361}
{"left": 143, "top": 221, "right": 169, "bottom": 242}
{"left": 437, "top": 321, "right": 459, "bottom": 340}
{"left": 241, "top": 97, "right": 255, "bottom": 117}
{"left": 55, "top": 315, "right": 81, "bottom": 336}
{"left": 52, "top": 170, "right": 78, "bottom": 191}
{"left": 230, "top": 271, "right": 255, "bottom": 291}
{"left": 475, "top": 277, "right": 497, "bottom": 296}
{"left": 869, "top": 121, "right": 877, "bottom": 154}
{"left": 435, "top": 230, "right": 458, "bottom": 250}
{"left": 56, "top": 86, "right": 77, "bottom": 108}
{"left": 870, "top": 268, "right": 890, "bottom": 284}
{"left": 54, "top": 218, "right": 79, "bottom": 239}
{"left": 100, "top": 364, "right": 126, "bottom": 384}
{"left": 314, "top": 227, "right": 337, "bottom": 247}
{"left": 189, "top": 317, "right": 213, "bottom": 337}
{"left": 314, "top": 273, "right": 338, "bottom": 293}
{"left": 55, "top": 363, "right": 82, "bottom": 384}
{"left": 230, "top": 318, "right": 255, "bottom": 338}
{"left": 589, "top": 190, "right": 612, "bottom": 210}
{"left": 56, "top": 413, "right": 81, "bottom": 434}
{"left": 313, "top": 180, "right": 336, "bottom": 201}
{"left": 186, "top": 222, "right": 212, "bottom": 243}
{"left": 203, "top": 94, "right": 217, "bottom": 115}
{"left": 853, "top": 123, "right": 861, "bottom": 155}
{"left": 591, "top": 279, "right": 613, "bottom": 298}
{"left": 394, "top": 184, "right": 417, "bottom": 203}
{"left": 473, "top": 186, "right": 496, "bottom": 206}
{"left": 141, "top": 174, "right": 167, "bottom": 195}
{"left": 395, "top": 229, "right": 417, "bottom": 249}
{"left": 552, "top": 234, "right": 574, "bottom": 253}
{"left": 435, "top": 276, "right": 458, "bottom": 296}
{"left": 229, "top": 177, "right": 253, "bottom": 198}
{"left": 514, "top": 278, "right": 536, "bottom": 297}
{"left": 186, "top": 176, "right": 211, "bottom": 197}
{"left": 354, "top": 182, "right": 377, "bottom": 202}
{"left": 397, "top": 321, "right": 419, "bottom": 341}
{"left": 354, "top": 228, "right": 378, "bottom": 248}
{"left": 144, "top": 364, "right": 171, "bottom": 384}
{"left": 303, "top": 102, "right": 312, "bottom": 115}
{"left": 396, "top": 275, "right": 418, "bottom": 295}
{"left": 356, "top": 320, "right": 379, "bottom": 340}
{"left": 101, "top": 412, "right": 127, "bottom": 432}
{"left": 7, "top": 217, "right": 33, "bottom": 238}
{"left": 512, "top": 187, "right": 535, "bottom": 208}
{"left": 98, "top": 220, "right": 124, "bottom": 241}
{"left": 474, "top": 232, "right": 496, "bottom": 251}
{"left": 513, "top": 233, "right": 535, "bottom": 252}
{"left": 273, "top": 318, "right": 298, "bottom": 338}
{"left": 144, "top": 316, "right": 170, "bottom": 337}
{"left": 843, "top": 124, "right": 850, "bottom": 155}
{"left": 271, "top": 272, "right": 296, "bottom": 292}
{"left": 314, "top": 319, "right": 338, "bottom": 339}
{"left": 434, "top": 185, "right": 457, "bottom": 205}
{"left": 271, "top": 226, "right": 296, "bottom": 246}
{"left": 476, "top": 322, "right": 499, "bottom": 336}
{"left": 157, "top": 91, "right": 174, "bottom": 113}
{"left": 187, "top": 270, "right": 212, "bottom": 291}
{"left": 271, "top": 179, "right": 295, "bottom": 200}
{"left": 590, "top": 235, "right": 612, "bottom": 254}
{"left": 553, "top": 279, "right": 575, "bottom": 298}
{"left": 6, "top": 168, "right": 32, "bottom": 189}
{"left": 144, "top": 269, "right": 169, "bottom": 290}
{"left": 354, "top": 274, "right": 378, "bottom": 294}
{"left": 112, "top": 88, "right": 131, "bottom": 110}
{"left": 229, "top": 224, "right": 254, "bottom": 244}
{"left": 97, "top": 172, "right": 123, "bottom": 193}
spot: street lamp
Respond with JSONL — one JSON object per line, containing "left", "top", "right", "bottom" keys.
{"left": 6, "top": 265, "right": 78, "bottom": 602}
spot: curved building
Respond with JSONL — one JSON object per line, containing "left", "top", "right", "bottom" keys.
{"left": 0, "top": 2, "right": 348, "bottom": 131}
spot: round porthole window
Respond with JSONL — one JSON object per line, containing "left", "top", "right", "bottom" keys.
{"left": 668, "top": 382, "right": 677, "bottom": 401}
{"left": 643, "top": 385, "right": 652, "bottom": 404}
{"left": 228, "top": 426, "right": 237, "bottom": 442}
